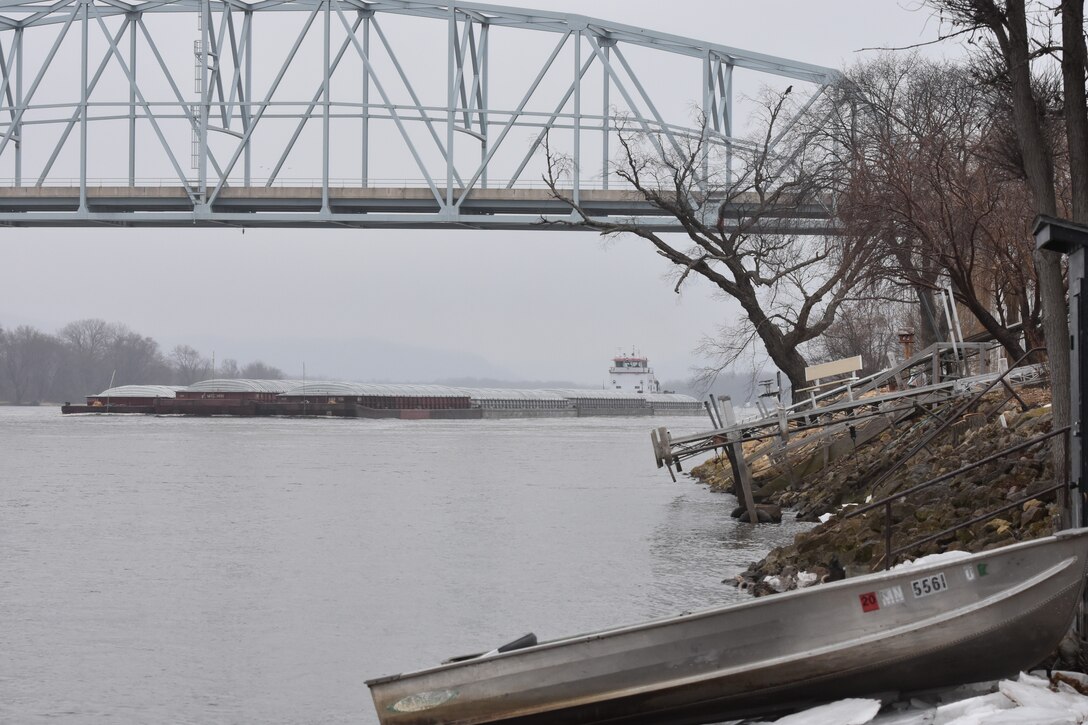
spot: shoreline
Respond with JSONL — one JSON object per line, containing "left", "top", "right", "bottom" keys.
{"left": 691, "top": 387, "right": 1064, "bottom": 599}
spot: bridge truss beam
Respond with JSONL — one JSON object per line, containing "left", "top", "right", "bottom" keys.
{"left": 0, "top": 0, "right": 840, "bottom": 230}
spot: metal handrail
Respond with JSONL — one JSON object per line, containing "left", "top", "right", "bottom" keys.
{"left": 845, "top": 426, "right": 1068, "bottom": 570}
{"left": 783, "top": 342, "right": 1001, "bottom": 415}
{"left": 845, "top": 426, "right": 1069, "bottom": 518}
{"left": 785, "top": 367, "right": 886, "bottom": 413}
{"left": 854, "top": 347, "right": 1048, "bottom": 502}
{"left": 668, "top": 395, "right": 961, "bottom": 464}
{"left": 667, "top": 387, "right": 963, "bottom": 453}
{"left": 890, "top": 481, "right": 1067, "bottom": 559}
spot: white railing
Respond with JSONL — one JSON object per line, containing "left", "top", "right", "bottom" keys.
{"left": 0, "top": 176, "right": 635, "bottom": 191}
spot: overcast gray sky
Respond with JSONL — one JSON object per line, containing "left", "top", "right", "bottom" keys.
{"left": 0, "top": 1, "right": 956, "bottom": 386}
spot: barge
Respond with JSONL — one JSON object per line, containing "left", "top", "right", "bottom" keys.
{"left": 61, "top": 354, "right": 705, "bottom": 419}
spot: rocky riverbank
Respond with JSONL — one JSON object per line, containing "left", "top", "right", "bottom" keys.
{"left": 691, "top": 386, "right": 1063, "bottom": 597}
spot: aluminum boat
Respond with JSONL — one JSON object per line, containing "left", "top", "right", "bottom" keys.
{"left": 366, "top": 528, "right": 1088, "bottom": 724}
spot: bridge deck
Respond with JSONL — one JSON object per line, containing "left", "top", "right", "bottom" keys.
{"left": 0, "top": 187, "right": 833, "bottom": 232}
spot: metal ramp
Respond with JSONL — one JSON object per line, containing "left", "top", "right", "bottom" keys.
{"left": 650, "top": 342, "right": 1045, "bottom": 508}
{"left": 651, "top": 380, "right": 959, "bottom": 475}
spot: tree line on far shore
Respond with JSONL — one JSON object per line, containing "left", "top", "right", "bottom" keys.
{"left": 0, "top": 318, "right": 284, "bottom": 404}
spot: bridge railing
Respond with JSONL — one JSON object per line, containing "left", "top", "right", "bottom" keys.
{"left": 0, "top": 177, "right": 631, "bottom": 190}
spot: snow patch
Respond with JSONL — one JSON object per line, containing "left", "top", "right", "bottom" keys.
{"left": 871, "top": 709, "right": 935, "bottom": 724}
{"left": 759, "top": 671, "right": 1088, "bottom": 723}
{"left": 796, "top": 571, "right": 819, "bottom": 588}
{"left": 1000, "top": 674, "right": 1088, "bottom": 719}
{"left": 891, "top": 550, "right": 973, "bottom": 570}
{"left": 770, "top": 698, "right": 883, "bottom": 724}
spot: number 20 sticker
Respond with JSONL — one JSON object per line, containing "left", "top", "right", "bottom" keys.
{"left": 859, "top": 592, "right": 880, "bottom": 612}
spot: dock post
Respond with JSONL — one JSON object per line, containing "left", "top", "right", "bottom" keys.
{"left": 720, "top": 396, "right": 759, "bottom": 524}
{"left": 776, "top": 404, "right": 790, "bottom": 443}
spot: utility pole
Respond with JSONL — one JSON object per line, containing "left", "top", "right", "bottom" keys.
{"left": 1034, "top": 215, "right": 1088, "bottom": 530}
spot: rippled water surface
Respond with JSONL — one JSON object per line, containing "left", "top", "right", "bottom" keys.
{"left": 0, "top": 407, "right": 810, "bottom": 724}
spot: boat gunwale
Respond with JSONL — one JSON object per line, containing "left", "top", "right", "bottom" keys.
{"left": 366, "top": 527, "right": 1088, "bottom": 687}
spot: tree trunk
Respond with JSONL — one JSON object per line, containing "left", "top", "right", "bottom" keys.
{"left": 1063, "top": 0, "right": 1088, "bottom": 222}
{"left": 731, "top": 282, "right": 810, "bottom": 393}
{"left": 955, "top": 291, "right": 1028, "bottom": 359}
{"left": 761, "top": 334, "right": 809, "bottom": 398}
{"left": 1002, "top": 0, "right": 1069, "bottom": 489}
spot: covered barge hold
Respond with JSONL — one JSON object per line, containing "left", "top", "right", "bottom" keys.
{"left": 463, "top": 388, "right": 577, "bottom": 418}
{"left": 61, "top": 384, "right": 183, "bottom": 414}
{"left": 171, "top": 378, "right": 304, "bottom": 414}
{"left": 551, "top": 389, "right": 653, "bottom": 416}
{"left": 276, "top": 382, "right": 479, "bottom": 419}
{"left": 642, "top": 392, "right": 704, "bottom": 415}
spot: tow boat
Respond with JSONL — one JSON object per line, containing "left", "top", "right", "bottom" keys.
{"left": 366, "top": 528, "right": 1088, "bottom": 724}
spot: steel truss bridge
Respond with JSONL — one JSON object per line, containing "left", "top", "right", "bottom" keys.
{"left": 0, "top": 0, "right": 839, "bottom": 230}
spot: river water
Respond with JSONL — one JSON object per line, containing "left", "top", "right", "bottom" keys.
{"left": 0, "top": 407, "right": 810, "bottom": 724}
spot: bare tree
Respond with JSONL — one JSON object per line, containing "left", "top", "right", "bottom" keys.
{"left": 218, "top": 358, "right": 241, "bottom": 379}
{"left": 109, "top": 329, "right": 168, "bottom": 386}
{"left": 58, "top": 318, "right": 117, "bottom": 395}
{"left": 818, "top": 296, "right": 912, "bottom": 376}
{"left": 59, "top": 318, "right": 113, "bottom": 361}
{"left": 170, "top": 344, "right": 210, "bottom": 385}
{"left": 1061, "top": 0, "right": 1088, "bottom": 223}
{"left": 0, "top": 325, "right": 63, "bottom": 403}
{"left": 834, "top": 55, "right": 1042, "bottom": 359}
{"left": 241, "top": 360, "right": 284, "bottom": 380}
{"left": 542, "top": 95, "right": 879, "bottom": 393}
{"left": 924, "top": 0, "right": 1082, "bottom": 492}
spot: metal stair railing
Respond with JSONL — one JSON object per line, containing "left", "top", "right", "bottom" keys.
{"left": 845, "top": 347, "right": 1047, "bottom": 506}
{"left": 844, "top": 425, "right": 1069, "bottom": 569}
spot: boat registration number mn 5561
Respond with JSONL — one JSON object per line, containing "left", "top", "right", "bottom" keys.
{"left": 910, "top": 572, "right": 949, "bottom": 598}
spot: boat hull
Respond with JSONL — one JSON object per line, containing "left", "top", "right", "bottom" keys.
{"left": 367, "top": 529, "right": 1088, "bottom": 725}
